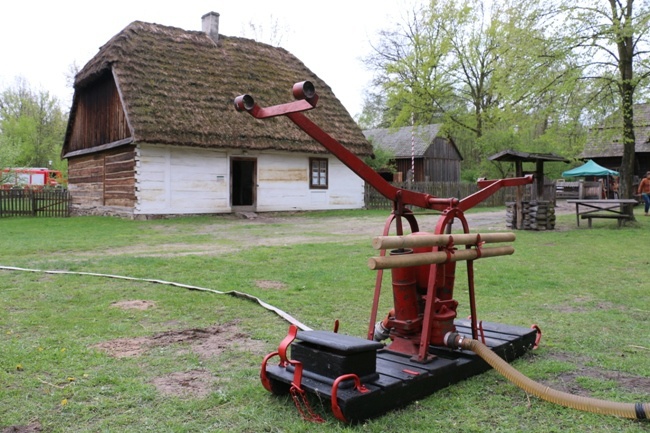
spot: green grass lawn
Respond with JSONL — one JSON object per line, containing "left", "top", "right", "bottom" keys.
{"left": 1, "top": 209, "right": 649, "bottom": 432}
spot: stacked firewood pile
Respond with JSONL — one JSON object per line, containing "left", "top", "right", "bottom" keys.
{"left": 505, "top": 201, "right": 556, "bottom": 230}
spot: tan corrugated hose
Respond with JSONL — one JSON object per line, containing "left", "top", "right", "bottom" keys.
{"left": 449, "top": 334, "right": 649, "bottom": 419}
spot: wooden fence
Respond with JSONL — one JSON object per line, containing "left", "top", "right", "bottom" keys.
{"left": 365, "top": 180, "right": 557, "bottom": 210}
{"left": 0, "top": 189, "right": 71, "bottom": 217}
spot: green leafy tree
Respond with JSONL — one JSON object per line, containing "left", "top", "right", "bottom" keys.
{"left": 363, "top": 143, "right": 397, "bottom": 174}
{"left": 362, "top": 0, "right": 578, "bottom": 178}
{"left": 357, "top": 91, "right": 391, "bottom": 130}
{"left": 0, "top": 78, "right": 67, "bottom": 172}
{"left": 364, "top": 2, "right": 456, "bottom": 128}
{"left": 555, "top": 0, "right": 650, "bottom": 217}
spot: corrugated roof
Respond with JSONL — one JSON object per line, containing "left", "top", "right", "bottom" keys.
{"left": 362, "top": 124, "right": 444, "bottom": 157}
{"left": 582, "top": 103, "right": 650, "bottom": 158}
{"left": 65, "top": 20, "right": 371, "bottom": 156}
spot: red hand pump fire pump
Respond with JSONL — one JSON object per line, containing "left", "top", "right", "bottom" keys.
{"left": 234, "top": 81, "right": 650, "bottom": 423}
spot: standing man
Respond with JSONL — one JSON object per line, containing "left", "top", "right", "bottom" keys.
{"left": 637, "top": 171, "right": 650, "bottom": 216}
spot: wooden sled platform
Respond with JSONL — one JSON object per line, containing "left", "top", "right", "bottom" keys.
{"left": 262, "top": 319, "right": 538, "bottom": 423}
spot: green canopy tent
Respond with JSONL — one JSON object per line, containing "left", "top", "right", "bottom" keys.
{"left": 561, "top": 159, "right": 619, "bottom": 177}
{"left": 562, "top": 160, "right": 619, "bottom": 199}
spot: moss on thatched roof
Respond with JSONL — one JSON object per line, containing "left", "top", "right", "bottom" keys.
{"left": 67, "top": 20, "right": 371, "bottom": 156}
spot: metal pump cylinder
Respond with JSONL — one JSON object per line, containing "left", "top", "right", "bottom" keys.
{"left": 389, "top": 249, "right": 420, "bottom": 323}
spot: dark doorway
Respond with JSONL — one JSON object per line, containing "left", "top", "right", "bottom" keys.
{"left": 231, "top": 158, "right": 256, "bottom": 209}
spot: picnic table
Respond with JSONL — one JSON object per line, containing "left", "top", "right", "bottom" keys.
{"left": 567, "top": 199, "right": 637, "bottom": 227}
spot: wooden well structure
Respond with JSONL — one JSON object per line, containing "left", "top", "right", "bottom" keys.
{"left": 488, "top": 150, "right": 570, "bottom": 229}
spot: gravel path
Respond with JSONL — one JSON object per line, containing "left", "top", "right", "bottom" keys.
{"left": 65, "top": 201, "right": 577, "bottom": 260}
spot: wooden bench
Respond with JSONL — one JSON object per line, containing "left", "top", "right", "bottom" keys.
{"left": 580, "top": 214, "right": 631, "bottom": 228}
{"left": 568, "top": 199, "right": 637, "bottom": 227}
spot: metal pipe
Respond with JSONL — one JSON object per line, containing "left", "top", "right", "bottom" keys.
{"left": 466, "top": 256, "right": 479, "bottom": 340}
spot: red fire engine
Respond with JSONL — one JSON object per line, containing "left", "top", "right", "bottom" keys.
{"left": 1, "top": 168, "right": 65, "bottom": 190}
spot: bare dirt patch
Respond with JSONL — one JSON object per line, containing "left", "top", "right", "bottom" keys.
{"left": 1, "top": 422, "right": 42, "bottom": 433}
{"left": 255, "top": 280, "right": 287, "bottom": 290}
{"left": 542, "top": 352, "right": 650, "bottom": 395}
{"left": 548, "top": 368, "right": 650, "bottom": 396}
{"left": 110, "top": 300, "right": 156, "bottom": 310}
{"left": 151, "top": 369, "right": 216, "bottom": 398}
{"left": 92, "top": 336, "right": 150, "bottom": 358}
{"left": 101, "top": 242, "right": 229, "bottom": 258}
{"left": 92, "top": 321, "right": 265, "bottom": 360}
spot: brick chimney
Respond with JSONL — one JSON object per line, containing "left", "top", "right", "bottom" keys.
{"left": 202, "top": 12, "right": 219, "bottom": 43}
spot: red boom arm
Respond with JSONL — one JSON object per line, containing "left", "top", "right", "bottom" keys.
{"left": 234, "top": 81, "right": 532, "bottom": 212}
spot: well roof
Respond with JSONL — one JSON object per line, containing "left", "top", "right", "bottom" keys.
{"left": 488, "top": 149, "right": 569, "bottom": 163}
{"left": 66, "top": 20, "right": 371, "bottom": 156}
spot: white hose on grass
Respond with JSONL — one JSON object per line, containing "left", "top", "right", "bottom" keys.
{"left": 0, "top": 265, "right": 312, "bottom": 331}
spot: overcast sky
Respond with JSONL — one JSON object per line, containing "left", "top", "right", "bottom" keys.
{"left": 0, "top": 0, "right": 420, "bottom": 117}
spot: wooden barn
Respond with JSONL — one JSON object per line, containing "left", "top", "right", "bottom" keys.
{"left": 61, "top": 12, "right": 372, "bottom": 218}
{"left": 581, "top": 103, "right": 650, "bottom": 178}
{"left": 362, "top": 125, "right": 462, "bottom": 182}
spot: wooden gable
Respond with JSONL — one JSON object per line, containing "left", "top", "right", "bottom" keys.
{"left": 363, "top": 125, "right": 462, "bottom": 182}
{"left": 64, "top": 73, "right": 132, "bottom": 158}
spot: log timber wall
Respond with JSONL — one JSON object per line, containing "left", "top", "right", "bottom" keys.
{"left": 67, "top": 145, "right": 136, "bottom": 216}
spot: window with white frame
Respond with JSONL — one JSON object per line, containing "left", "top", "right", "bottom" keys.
{"left": 309, "top": 158, "right": 328, "bottom": 189}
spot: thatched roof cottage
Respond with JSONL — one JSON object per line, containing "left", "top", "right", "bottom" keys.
{"left": 62, "top": 12, "right": 372, "bottom": 217}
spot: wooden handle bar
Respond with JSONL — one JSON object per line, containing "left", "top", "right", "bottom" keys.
{"left": 372, "top": 232, "right": 515, "bottom": 250}
{"left": 368, "top": 245, "right": 515, "bottom": 270}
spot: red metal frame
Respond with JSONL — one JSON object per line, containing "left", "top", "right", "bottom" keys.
{"left": 236, "top": 81, "right": 533, "bottom": 363}
{"left": 331, "top": 374, "right": 369, "bottom": 422}
{"left": 261, "top": 324, "right": 325, "bottom": 422}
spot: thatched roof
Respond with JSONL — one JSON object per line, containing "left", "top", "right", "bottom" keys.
{"left": 65, "top": 20, "right": 371, "bottom": 156}
{"left": 582, "top": 103, "right": 650, "bottom": 158}
{"left": 363, "top": 124, "right": 461, "bottom": 159}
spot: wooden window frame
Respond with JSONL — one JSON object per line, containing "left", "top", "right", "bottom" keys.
{"left": 309, "top": 157, "right": 328, "bottom": 189}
